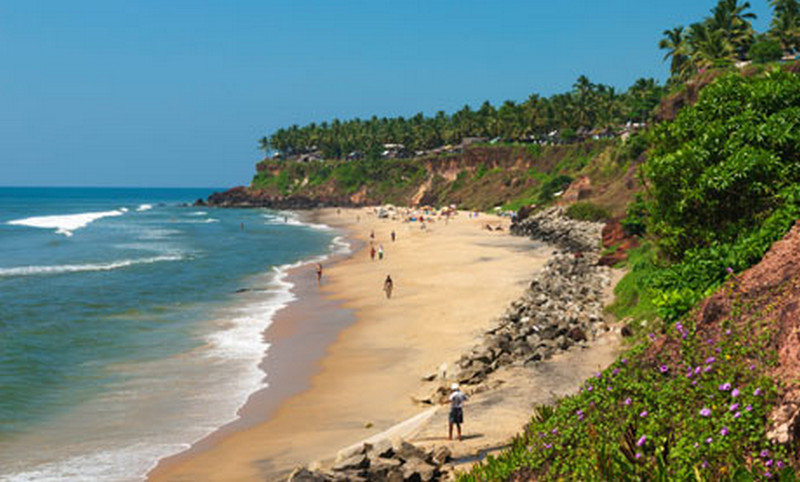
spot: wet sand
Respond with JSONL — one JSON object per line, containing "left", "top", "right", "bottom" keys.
{"left": 149, "top": 207, "right": 551, "bottom": 481}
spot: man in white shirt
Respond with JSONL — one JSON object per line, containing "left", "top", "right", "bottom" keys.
{"left": 448, "top": 383, "right": 468, "bottom": 441}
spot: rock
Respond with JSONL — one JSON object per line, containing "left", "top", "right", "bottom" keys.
{"left": 287, "top": 467, "right": 333, "bottom": 482}
{"left": 567, "top": 326, "right": 587, "bottom": 342}
{"left": 331, "top": 453, "right": 369, "bottom": 472}
{"left": 367, "top": 438, "right": 396, "bottom": 459}
{"left": 430, "top": 446, "right": 452, "bottom": 465}
{"left": 392, "top": 440, "right": 426, "bottom": 462}
{"left": 402, "top": 458, "right": 438, "bottom": 482}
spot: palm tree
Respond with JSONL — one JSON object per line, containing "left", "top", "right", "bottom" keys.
{"left": 688, "top": 22, "right": 736, "bottom": 69}
{"left": 258, "top": 136, "right": 270, "bottom": 159}
{"left": 709, "top": 0, "right": 757, "bottom": 57}
{"left": 770, "top": 0, "right": 800, "bottom": 53}
{"left": 659, "top": 27, "right": 692, "bottom": 78}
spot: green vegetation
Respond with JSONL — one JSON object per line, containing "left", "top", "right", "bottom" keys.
{"left": 750, "top": 37, "right": 784, "bottom": 63}
{"left": 464, "top": 313, "right": 788, "bottom": 480}
{"left": 466, "top": 54, "right": 800, "bottom": 482}
{"left": 260, "top": 76, "right": 663, "bottom": 160}
{"left": 659, "top": 0, "right": 799, "bottom": 82}
{"left": 565, "top": 202, "right": 611, "bottom": 222}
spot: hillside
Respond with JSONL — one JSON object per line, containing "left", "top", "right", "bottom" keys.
{"left": 205, "top": 139, "right": 644, "bottom": 219}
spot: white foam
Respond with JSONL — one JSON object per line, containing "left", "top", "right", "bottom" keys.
{"left": 7, "top": 210, "right": 126, "bottom": 237}
{"left": 0, "top": 219, "right": 350, "bottom": 482}
{"left": 0, "top": 255, "right": 184, "bottom": 278}
{"left": 262, "top": 211, "right": 332, "bottom": 231}
{"left": 136, "top": 204, "right": 153, "bottom": 212}
{"left": 188, "top": 211, "right": 207, "bottom": 216}
{"left": 0, "top": 442, "right": 187, "bottom": 482}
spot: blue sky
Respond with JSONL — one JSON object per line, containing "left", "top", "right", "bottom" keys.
{"left": 0, "top": 1, "right": 772, "bottom": 188}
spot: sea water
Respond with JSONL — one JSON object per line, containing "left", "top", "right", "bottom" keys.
{"left": 0, "top": 187, "right": 344, "bottom": 481}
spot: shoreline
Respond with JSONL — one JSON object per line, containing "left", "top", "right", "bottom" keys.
{"left": 149, "top": 207, "right": 551, "bottom": 481}
{"left": 148, "top": 212, "right": 360, "bottom": 476}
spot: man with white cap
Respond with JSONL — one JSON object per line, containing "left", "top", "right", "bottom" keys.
{"left": 448, "top": 383, "right": 468, "bottom": 441}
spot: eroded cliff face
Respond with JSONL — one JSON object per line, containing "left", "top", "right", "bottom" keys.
{"left": 205, "top": 143, "right": 614, "bottom": 210}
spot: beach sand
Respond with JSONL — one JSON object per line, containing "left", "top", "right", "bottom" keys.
{"left": 149, "top": 207, "right": 554, "bottom": 481}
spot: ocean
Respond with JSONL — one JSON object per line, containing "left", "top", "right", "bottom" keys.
{"left": 0, "top": 187, "right": 344, "bottom": 481}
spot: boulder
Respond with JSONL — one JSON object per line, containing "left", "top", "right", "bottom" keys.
{"left": 402, "top": 458, "right": 438, "bottom": 482}
{"left": 287, "top": 467, "right": 333, "bottom": 482}
{"left": 331, "top": 453, "right": 369, "bottom": 472}
{"left": 430, "top": 446, "right": 452, "bottom": 465}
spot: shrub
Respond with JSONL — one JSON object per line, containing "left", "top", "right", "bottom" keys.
{"left": 750, "top": 39, "right": 783, "bottom": 64}
{"left": 645, "top": 71, "right": 800, "bottom": 259}
{"left": 566, "top": 202, "right": 611, "bottom": 222}
{"left": 538, "top": 174, "right": 573, "bottom": 204}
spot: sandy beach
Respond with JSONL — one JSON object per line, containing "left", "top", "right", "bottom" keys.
{"left": 148, "top": 207, "right": 557, "bottom": 481}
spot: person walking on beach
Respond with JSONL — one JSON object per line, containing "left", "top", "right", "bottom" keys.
{"left": 378, "top": 244, "right": 384, "bottom": 260}
{"left": 383, "top": 275, "right": 393, "bottom": 299}
{"left": 370, "top": 230, "right": 375, "bottom": 241}
{"left": 315, "top": 263, "right": 323, "bottom": 284}
{"left": 370, "top": 245, "right": 376, "bottom": 261}
{"left": 391, "top": 230, "right": 396, "bottom": 242}
{"left": 448, "top": 383, "right": 468, "bottom": 441}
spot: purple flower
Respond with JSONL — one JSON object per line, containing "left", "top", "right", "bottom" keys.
{"left": 734, "top": 411, "right": 741, "bottom": 418}
{"left": 715, "top": 347, "right": 721, "bottom": 353}
{"left": 700, "top": 408, "right": 711, "bottom": 417}
{"left": 659, "top": 365, "right": 669, "bottom": 373}
{"left": 706, "top": 437, "right": 713, "bottom": 444}
{"left": 731, "top": 388, "right": 740, "bottom": 398}
{"left": 692, "top": 380, "right": 699, "bottom": 386}
{"left": 754, "top": 388, "right": 763, "bottom": 396}
{"left": 544, "top": 443, "right": 552, "bottom": 449}
{"left": 612, "top": 368, "right": 620, "bottom": 376}
{"left": 730, "top": 403, "right": 739, "bottom": 412}
{"left": 595, "top": 372, "right": 602, "bottom": 379}
{"left": 765, "top": 472, "right": 772, "bottom": 479}
{"left": 694, "top": 366, "right": 702, "bottom": 375}
{"left": 746, "top": 404, "right": 753, "bottom": 412}
{"left": 649, "top": 333, "right": 656, "bottom": 341}
{"left": 703, "top": 365, "right": 713, "bottom": 373}
{"left": 621, "top": 358, "right": 627, "bottom": 364}
{"left": 675, "top": 322, "right": 684, "bottom": 332}
{"left": 749, "top": 364, "right": 756, "bottom": 371}
{"left": 607, "top": 385, "right": 613, "bottom": 391}
{"left": 777, "top": 461, "right": 784, "bottom": 469}
{"left": 725, "top": 329, "right": 731, "bottom": 335}
{"left": 705, "top": 356, "right": 716, "bottom": 364}
{"left": 636, "top": 435, "right": 646, "bottom": 447}
{"left": 707, "top": 338, "right": 715, "bottom": 345}
{"left": 635, "top": 452, "right": 642, "bottom": 459}
{"left": 726, "top": 266, "right": 734, "bottom": 274}
{"left": 765, "top": 459, "right": 773, "bottom": 467}
{"left": 552, "top": 428, "right": 558, "bottom": 434}
{"left": 624, "top": 397, "right": 632, "bottom": 406}
{"left": 640, "top": 410, "right": 648, "bottom": 418}
{"left": 760, "top": 449, "right": 770, "bottom": 458}
{"left": 576, "top": 409, "right": 584, "bottom": 420}
{"left": 721, "top": 426, "right": 729, "bottom": 436}
{"left": 586, "top": 385, "right": 593, "bottom": 392}
{"left": 701, "top": 460, "right": 709, "bottom": 469}
{"left": 719, "top": 383, "right": 732, "bottom": 391}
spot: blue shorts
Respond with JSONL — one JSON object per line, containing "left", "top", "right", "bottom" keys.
{"left": 449, "top": 407, "right": 463, "bottom": 424}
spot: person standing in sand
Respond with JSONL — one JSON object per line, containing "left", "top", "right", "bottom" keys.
{"left": 391, "top": 230, "right": 396, "bottom": 242}
{"left": 370, "top": 245, "right": 376, "bottom": 261}
{"left": 315, "top": 263, "right": 323, "bottom": 284}
{"left": 378, "top": 244, "right": 384, "bottom": 260}
{"left": 448, "top": 383, "right": 468, "bottom": 441}
{"left": 383, "top": 275, "right": 393, "bottom": 299}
